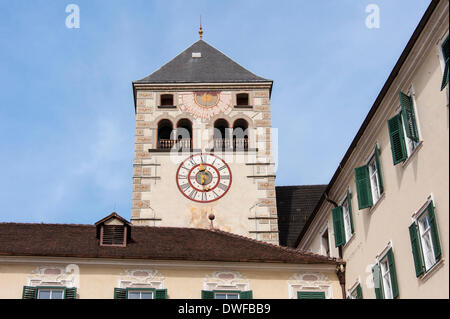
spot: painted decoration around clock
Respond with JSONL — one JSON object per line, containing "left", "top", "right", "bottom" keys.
{"left": 179, "top": 91, "right": 232, "bottom": 119}
{"left": 176, "top": 153, "right": 232, "bottom": 203}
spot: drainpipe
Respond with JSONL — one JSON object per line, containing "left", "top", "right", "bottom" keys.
{"left": 324, "top": 192, "right": 338, "bottom": 208}
{"left": 336, "top": 263, "right": 346, "bottom": 299}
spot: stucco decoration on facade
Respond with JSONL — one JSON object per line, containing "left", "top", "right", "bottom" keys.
{"left": 203, "top": 271, "right": 250, "bottom": 291}
{"left": 287, "top": 273, "right": 333, "bottom": 299}
{"left": 118, "top": 269, "right": 165, "bottom": 289}
{"left": 27, "top": 265, "right": 78, "bottom": 288}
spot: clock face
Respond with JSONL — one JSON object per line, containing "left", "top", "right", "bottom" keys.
{"left": 176, "top": 153, "right": 232, "bottom": 203}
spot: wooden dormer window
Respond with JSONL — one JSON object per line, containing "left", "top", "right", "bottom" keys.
{"left": 95, "top": 212, "right": 131, "bottom": 247}
{"left": 100, "top": 225, "right": 127, "bottom": 247}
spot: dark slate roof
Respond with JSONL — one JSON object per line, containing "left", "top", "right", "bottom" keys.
{"left": 276, "top": 185, "right": 328, "bottom": 248}
{"left": 0, "top": 223, "right": 339, "bottom": 265}
{"left": 134, "top": 40, "right": 271, "bottom": 84}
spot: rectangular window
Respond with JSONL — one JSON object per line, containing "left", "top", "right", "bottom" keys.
{"left": 342, "top": 199, "right": 353, "bottom": 242}
{"left": 321, "top": 228, "right": 330, "bottom": 256}
{"left": 348, "top": 283, "right": 363, "bottom": 299}
{"left": 409, "top": 201, "right": 442, "bottom": 277}
{"left": 372, "top": 248, "right": 399, "bottom": 299}
{"left": 202, "top": 290, "right": 252, "bottom": 299}
{"left": 297, "top": 291, "right": 326, "bottom": 299}
{"left": 37, "top": 288, "right": 64, "bottom": 299}
{"left": 368, "top": 155, "right": 381, "bottom": 204}
{"left": 355, "top": 145, "right": 384, "bottom": 209}
{"left": 114, "top": 288, "right": 167, "bottom": 299}
{"left": 127, "top": 290, "right": 154, "bottom": 299}
{"left": 418, "top": 213, "right": 436, "bottom": 271}
{"left": 379, "top": 256, "right": 393, "bottom": 299}
{"left": 214, "top": 292, "right": 240, "bottom": 299}
{"left": 332, "top": 190, "right": 355, "bottom": 247}
{"left": 388, "top": 91, "right": 420, "bottom": 165}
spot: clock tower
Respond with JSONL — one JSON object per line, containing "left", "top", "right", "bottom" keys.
{"left": 131, "top": 39, "right": 279, "bottom": 244}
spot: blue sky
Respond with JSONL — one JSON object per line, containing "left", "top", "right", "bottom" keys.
{"left": 0, "top": 0, "right": 431, "bottom": 224}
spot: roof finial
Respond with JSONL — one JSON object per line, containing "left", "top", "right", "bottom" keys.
{"left": 199, "top": 15, "right": 203, "bottom": 40}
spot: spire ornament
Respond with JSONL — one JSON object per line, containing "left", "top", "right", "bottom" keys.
{"left": 199, "top": 16, "right": 204, "bottom": 40}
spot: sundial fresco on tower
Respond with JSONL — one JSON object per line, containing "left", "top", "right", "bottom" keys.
{"left": 179, "top": 91, "right": 232, "bottom": 120}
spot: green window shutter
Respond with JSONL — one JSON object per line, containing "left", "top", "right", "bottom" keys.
{"left": 374, "top": 145, "right": 384, "bottom": 194}
{"left": 332, "top": 206, "right": 345, "bottom": 247}
{"left": 356, "top": 284, "right": 363, "bottom": 299}
{"left": 441, "top": 58, "right": 449, "bottom": 91}
{"left": 354, "top": 166, "right": 373, "bottom": 209}
{"left": 427, "top": 202, "right": 442, "bottom": 261}
{"left": 346, "top": 190, "right": 355, "bottom": 234}
{"left": 297, "top": 291, "right": 326, "bottom": 299}
{"left": 388, "top": 114, "right": 408, "bottom": 165}
{"left": 441, "top": 37, "right": 449, "bottom": 91}
{"left": 201, "top": 290, "right": 215, "bottom": 299}
{"left": 409, "top": 222, "right": 425, "bottom": 277}
{"left": 114, "top": 288, "right": 127, "bottom": 299}
{"left": 22, "top": 286, "right": 37, "bottom": 299}
{"left": 64, "top": 287, "right": 77, "bottom": 299}
{"left": 155, "top": 289, "right": 167, "bottom": 299}
{"left": 371, "top": 264, "right": 382, "bottom": 299}
{"left": 387, "top": 249, "right": 399, "bottom": 299}
{"left": 239, "top": 291, "right": 253, "bottom": 299}
{"left": 399, "top": 92, "right": 419, "bottom": 142}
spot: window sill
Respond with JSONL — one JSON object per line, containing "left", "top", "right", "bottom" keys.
{"left": 419, "top": 258, "right": 445, "bottom": 283}
{"left": 369, "top": 192, "right": 386, "bottom": 214}
{"left": 234, "top": 105, "right": 253, "bottom": 109}
{"left": 205, "top": 148, "right": 258, "bottom": 153}
{"left": 148, "top": 148, "right": 202, "bottom": 153}
{"left": 342, "top": 233, "right": 356, "bottom": 250}
{"left": 402, "top": 140, "right": 423, "bottom": 168}
{"left": 157, "top": 105, "right": 177, "bottom": 109}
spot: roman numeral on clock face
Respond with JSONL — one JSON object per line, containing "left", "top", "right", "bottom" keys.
{"left": 189, "top": 189, "right": 198, "bottom": 199}
{"left": 180, "top": 183, "right": 190, "bottom": 191}
{"left": 218, "top": 183, "right": 228, "bottom": 191}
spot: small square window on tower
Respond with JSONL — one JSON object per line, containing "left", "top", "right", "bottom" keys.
{"left": 236, "top": 93, "right": 249, "bottom": 106}
{"left": 160, "top": 94, "right": 174, "bottom": 107}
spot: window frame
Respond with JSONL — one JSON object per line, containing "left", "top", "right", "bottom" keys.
{"left": 297, "top": 291, "right": 326, "bottom": 299}
{"left": 396, "top": 89, "right": 421, "bottom": 158}
{"left": 340, "top": 193, "right": 354, "bottom": 243}
{"left": 417, "top": 210, "right": 436, "bottom": 271}
{"left": 373, "top": 245, "right": 399, "bottom": 299}
{"left": 320, "top": 226, "right": 331, "bottom": 257}
{"left": 126, "top": 288, "right": 155, "bottom": 300}
{"left": 234, "top": 92, "right": 252, "bottom": 108}
{"left": 347, "top": 281, "right": 362, "bottom": 299}
{"left": 379, "top": 255, "right": 393, "bottom": 299}
{"left": 213, "top": 290, "right": 240, "bottom": 300}
{"left": 410, "top": 198, "right": 442, "bottom": 276}
{"left": 367, "top": 154, "right": 382, "bottom": 205}
{"left": 36, "top": 286, "right": 66, "bottom": 300}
